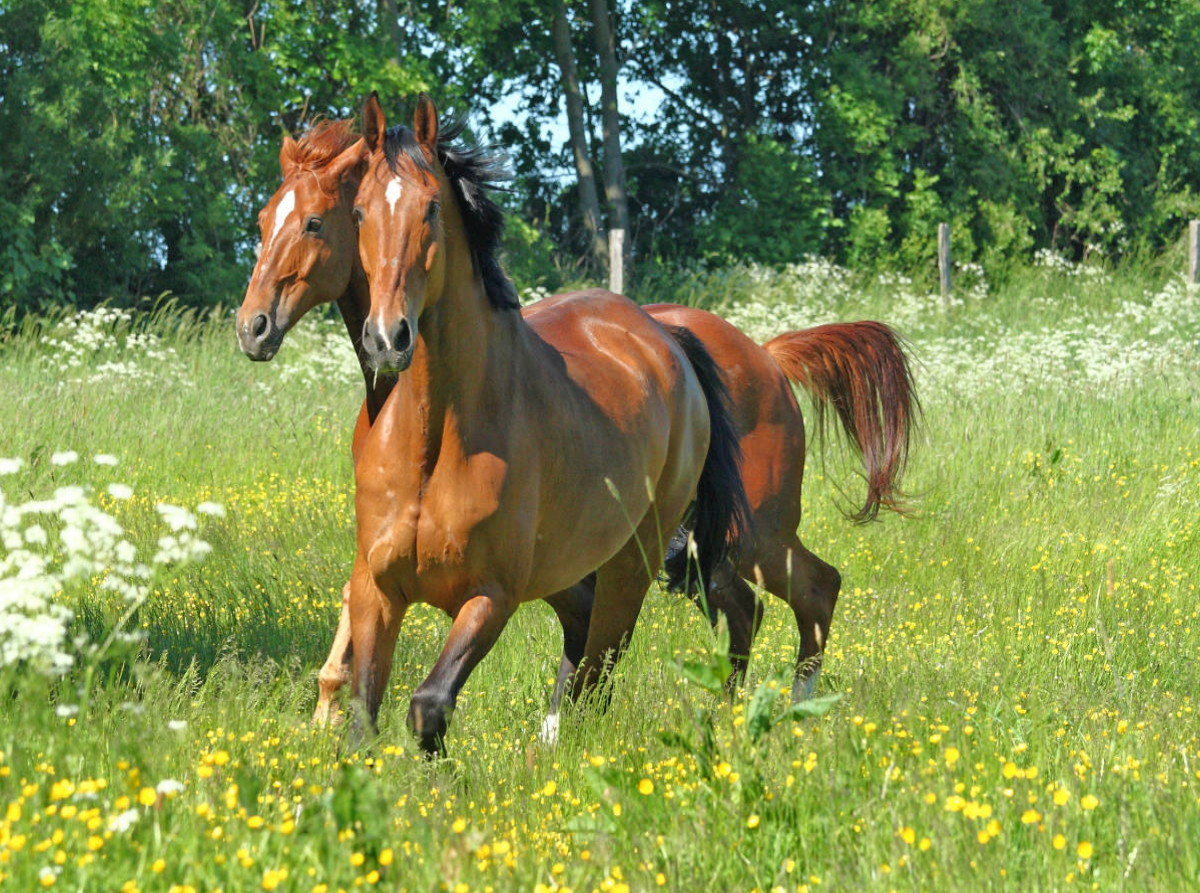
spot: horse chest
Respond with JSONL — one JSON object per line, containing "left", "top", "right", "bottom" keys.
{"left": 357, "top": 448, "right": 521, "bottom": 608}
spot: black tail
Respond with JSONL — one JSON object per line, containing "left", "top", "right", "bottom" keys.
{"left": 660, "top": 325, "right": 751, "bottom": 594}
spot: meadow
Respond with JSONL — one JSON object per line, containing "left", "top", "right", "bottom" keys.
{"left": 1, "top": 255, "right": 1198, "bottom": 892}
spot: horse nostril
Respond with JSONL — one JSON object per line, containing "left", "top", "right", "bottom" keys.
{"left": 251, "top": 312, "right": 270, "bottom": 341}
{"left": 393, "top": 318, "right": 412, "bottom": 354}
{"left": 363, "top": 319, "right": 385, "bottom": 353}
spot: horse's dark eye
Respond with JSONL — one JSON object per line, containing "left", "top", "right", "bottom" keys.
{"left": 352, "top": 207, "right": 364, "bottom": 227}
{"left": 427, "top": 202, "right": 440, "bottom": 223}
{"left": 304, "top": 215, "right": 323, "bottom": 234}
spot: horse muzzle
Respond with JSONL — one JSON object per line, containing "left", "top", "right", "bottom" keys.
{"left": 237, "top": 311, "right": 284, "bottom": 361}
{"left": 363, "top": 315, "right": 415, "bottom": 373}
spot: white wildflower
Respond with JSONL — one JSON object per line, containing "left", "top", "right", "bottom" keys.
{"left": 107, "top": 808, "right": 140, "bottom": 833}
{"left": 155, "top": 503, "right": 197, "bottom": 532}
{"left": 93, "top": 454, "right": 119, "bottom": 466}
{"left": 156, "top": 778, "right": 186, "bottom": 796}
{"left": 0, "top": 457, "right": 23, "bottom": 476}
{"left": 107, "top": 483, "right": 134, "bottom": 500}
{"left": 50, "top": 450, "right": 79, "bottom": 466}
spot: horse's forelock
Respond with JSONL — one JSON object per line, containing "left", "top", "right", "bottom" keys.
{"left": 291, "top": 119, "right": 359, "bottom": 175}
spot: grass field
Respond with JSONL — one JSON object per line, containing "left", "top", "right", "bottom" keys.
{"left": 1, "top": 258, "right": 1199, "bottom": 892}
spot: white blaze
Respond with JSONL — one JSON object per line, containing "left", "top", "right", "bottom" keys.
{"left": 269, "top": 189, "right": 296, "bottom": 248}
{"left": 386, "top": 178, "right": 403, "bottom": 216}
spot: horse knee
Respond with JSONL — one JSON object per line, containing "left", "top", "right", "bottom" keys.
{"left": 407, "top": 689, "right": 454, "bottom": 754}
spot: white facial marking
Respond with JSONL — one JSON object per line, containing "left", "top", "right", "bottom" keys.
{"left": 371, "top": 310, "right": 392, "bottom": 351}
{"left": 269, "top": 189, "right": 296, "bottom": 248}
{"left": 386, "top": 178, "right": 403, "bottom": 216}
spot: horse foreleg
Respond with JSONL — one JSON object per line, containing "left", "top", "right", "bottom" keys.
{"left": 408, "top": 590, "right": 513, "bottom": 756}
{"left": 314, "top": 582, "right": 354, "bottom": 725}
{"left": 348, "top": 556, "right": 407, "bottom": 742}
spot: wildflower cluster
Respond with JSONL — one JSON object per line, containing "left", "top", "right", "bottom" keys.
{"left": 0, "top": 453, "right": 219, "bottom": 673}
{"left": 39, "top": 308, "right": 180, "bottom": 385}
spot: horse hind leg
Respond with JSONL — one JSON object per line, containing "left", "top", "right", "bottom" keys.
{"left": 314, "top": 581, "right": 354, "bottom": 725}
{"left": 540, "top": 576, "right": 596, "bottom": 744}
{"left": 704, "top": 562, "right": 763, "bottom": 691}
{"left": 568, "top": 530, "right": 666, "bottom": 710}
{"left": 665, "top": 532, "right": 762, "bottom": 691}
{"left": 752, "top": 535, "right": 841, "bottom": 702}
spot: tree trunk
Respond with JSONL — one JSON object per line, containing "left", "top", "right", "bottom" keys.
{"left": 588, "top": 0, "right": 631, "bottom": 291}
{"left": 380, "top": 0, "right": 402, "bottom": 64}
{"left": 552, "top": 0, "right": 607, "bottom": 273}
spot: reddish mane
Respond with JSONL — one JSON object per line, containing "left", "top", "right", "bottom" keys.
{"left": 288, "top": 119, "right": 360, "bottom": 177}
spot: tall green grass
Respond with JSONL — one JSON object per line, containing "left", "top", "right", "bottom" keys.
{"left": 1, "top": 263, "right": 1198, "bottom": 891}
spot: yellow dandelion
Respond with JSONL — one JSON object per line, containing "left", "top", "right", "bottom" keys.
{"left": 746, "top": 814, "right": 760, "bottom": 829}
{"left": 1080, "top": 794, "right": 1099, "bottom": 811}
{"left": 899, "top": 826, "right": 916, "bottom": 845}
{"left": 1052, "top": 834, "right": 1066, "bottom": 850}
{"left": 943, "top": 747, "right": 960, "bottom": 767}
{"left": 379, "top": 848, "right": 394, "bottom": 867}
{"left": 1053, "top": 788, "right": 1070, "bottom": 806}
{"left": 1077, "top": 841, "right": 1094, "bottom": 859}
{"left": 1021, "top": 809, "right": 1041, "bottom": 824}
{"left": 918, "top": 837, "right": 932, "bottom": 852}
{"left": 137, "top": 788, "right": 157, "bottom": 808}
{"left": 637, "top": 779, "right": 654, "bottom": 796}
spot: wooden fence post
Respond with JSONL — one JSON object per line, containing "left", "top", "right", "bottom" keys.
{"left": 609, "top": 228, "right": 625, "bottom": 295}
{"left": 937, "top": 222, "right": 951, "bottom": 309}
{"left": 1188, "top": 219, "right": 1199, "bottom": 289}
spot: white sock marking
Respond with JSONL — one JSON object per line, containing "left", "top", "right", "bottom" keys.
{"left": 539, "top": 713, "right": 560, "bottom": 746}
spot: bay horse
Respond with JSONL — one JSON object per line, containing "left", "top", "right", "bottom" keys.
{"left": 342, "top": 92, "right": 748, "bottom": 752}
{"left": 235, "top": 99, "right": 917, "bottom": 741}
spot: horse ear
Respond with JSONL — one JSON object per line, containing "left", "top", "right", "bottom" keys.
{"left": 328, "top": 138, "right": 367, "bottom": 183}
{"left": 413, "top": 93, "right": 438, "bottom": 152}
{"left": 363, "top": 91, "right": 386, "bottom": 153}
{"left": 280, "top": 135, "right": 299, "bottom": 177}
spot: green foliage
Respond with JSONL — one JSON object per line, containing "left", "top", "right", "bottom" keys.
{"left": 696, "top": 135, "right": 829, "bottom": 265}
{"left": 3, "top": 1, "right": 1200, "bottom": 303}
{"left": 0, "top": 0, "right": 436, "bottom": 310}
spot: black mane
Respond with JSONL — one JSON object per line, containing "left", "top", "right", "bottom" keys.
{"left": 382, "top": 118, "right": 519, "bottom": 311}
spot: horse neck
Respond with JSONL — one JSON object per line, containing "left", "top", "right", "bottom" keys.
{"left": 338, "top": 264, "right": 394, "bottom": 424}
{"left": 397, "top": 242, "right": 522, "bottom": 453}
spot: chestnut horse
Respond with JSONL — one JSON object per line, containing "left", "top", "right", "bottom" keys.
{"left": 236, "top": 101, "right": 917, "bottom": 738}
{"left": 338, "top": 93, "right": 749, "bottom": 752}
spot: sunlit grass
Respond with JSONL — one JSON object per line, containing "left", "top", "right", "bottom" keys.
{"left": 1, "top": 263, "right": 1198, "bottom": 891}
